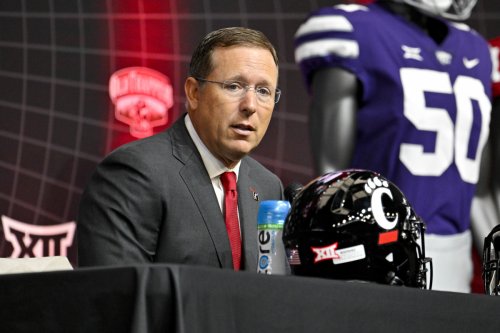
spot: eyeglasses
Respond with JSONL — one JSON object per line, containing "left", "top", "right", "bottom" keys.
{"left": 195, "top": 77, "right": 281, "bottom": 105}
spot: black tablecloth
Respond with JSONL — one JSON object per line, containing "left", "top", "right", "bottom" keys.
{"left": 1, "top": 264, "right": 500, "bottom": 332}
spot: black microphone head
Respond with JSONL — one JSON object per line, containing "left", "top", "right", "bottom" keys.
{"left": 284, "top": 182, "right": 303, "bottom": 204}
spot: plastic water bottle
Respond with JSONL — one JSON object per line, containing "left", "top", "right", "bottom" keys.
{"left": 257, "top": 200, "right": 291, "bottom": 275}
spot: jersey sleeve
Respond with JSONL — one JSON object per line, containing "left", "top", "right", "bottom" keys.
{"left": 294, "top": 4, "right": 371, "bottom": 90}
{"left": 490, "top": 37, "right": 500, "bottom": 98}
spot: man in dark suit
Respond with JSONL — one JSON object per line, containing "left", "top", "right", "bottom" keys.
{"left": 77, "top": 27, "right": 284, "bottom": 271}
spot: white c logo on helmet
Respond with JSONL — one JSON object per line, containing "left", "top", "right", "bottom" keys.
{"left": 368, "top": 182, "right": 398, "bottom": 230}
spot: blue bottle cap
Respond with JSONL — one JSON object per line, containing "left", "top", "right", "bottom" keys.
{"left": 257, "top": 200, "right": 291, "bottom": 226}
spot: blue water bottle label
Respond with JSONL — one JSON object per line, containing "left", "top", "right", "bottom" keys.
{"left": 257, "top": 200, "right": 290, "bottom": 275}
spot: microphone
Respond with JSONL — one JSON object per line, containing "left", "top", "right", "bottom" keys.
{"left": 284, "top": 182, "right": 303, "bottom": 204}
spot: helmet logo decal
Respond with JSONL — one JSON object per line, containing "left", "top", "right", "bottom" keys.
{"left": 311, "top": 242, "right": 340, "bottom": 263}
{"left": 365, "top": 177, "right": 398, "bottom": 230}
{"left": 311, "top": 243, "right": 367, "bottom": 265}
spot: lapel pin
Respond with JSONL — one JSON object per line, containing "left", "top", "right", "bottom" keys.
{"left": 249, "top": 187, "right": 259, "bottom": 201}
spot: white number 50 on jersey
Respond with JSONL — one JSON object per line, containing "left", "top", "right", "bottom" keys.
{"left": 399, "top": 68, "right": 491, "bottom": 184}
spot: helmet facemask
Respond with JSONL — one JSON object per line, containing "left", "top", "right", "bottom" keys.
{"left": 483, "top": 225, "right": 500, "bottom": 295}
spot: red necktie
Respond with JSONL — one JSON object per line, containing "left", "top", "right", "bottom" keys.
{"left": 220, "top": 172, "right": 241, "bottom": 271}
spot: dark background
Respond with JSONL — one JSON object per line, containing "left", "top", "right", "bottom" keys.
{"left": 0, "top": 0, "right": 499, "bottom": 265}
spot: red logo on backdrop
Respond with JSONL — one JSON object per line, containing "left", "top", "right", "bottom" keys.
{"left": 490, "top": 37, "right": 500, "bottom": 98}
{"left": 2, "top": 215, "right": 76, "bottom": 258}
{"left": 109, "top": 67, "right": 174, "bottom": 138}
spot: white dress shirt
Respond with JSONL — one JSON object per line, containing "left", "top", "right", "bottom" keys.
{"left": 184, "top": 114, "right": 241, "bottom": 214}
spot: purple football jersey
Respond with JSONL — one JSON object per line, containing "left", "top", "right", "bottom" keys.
{"left": 295, "top": 3, "right": 492, "bottom": 235}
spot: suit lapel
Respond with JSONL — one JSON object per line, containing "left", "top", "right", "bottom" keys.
{"left": 237, "top": 160, "right": 259, "bottom": 271}
{"left": 171, "top": 117, "right": 233, "bottom": 269}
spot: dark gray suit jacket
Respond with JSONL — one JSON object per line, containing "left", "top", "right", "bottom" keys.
{"left": 77, "top": 115, "right": 284, "bottom": 271}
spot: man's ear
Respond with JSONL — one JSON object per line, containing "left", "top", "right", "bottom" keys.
{"left": 185, "top": 77, "right": 199, "bottom": 110}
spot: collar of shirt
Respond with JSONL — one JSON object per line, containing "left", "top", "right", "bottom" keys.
{"left": 185, "top": 114, "right": 241, "bottom": 211}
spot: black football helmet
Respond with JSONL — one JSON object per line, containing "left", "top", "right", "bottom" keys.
{"left": 282, "top": 169, "right": 432, "bottom": 289}
{"left": 483, "top": 224, "right": 500, "bottom": 295}
{"left": 393, "top": 0, "right": 478, "bottom": 20}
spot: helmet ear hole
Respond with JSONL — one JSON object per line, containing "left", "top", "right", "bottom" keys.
{"left": 282, "top": 169, "right": 431, "bottom": 289}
